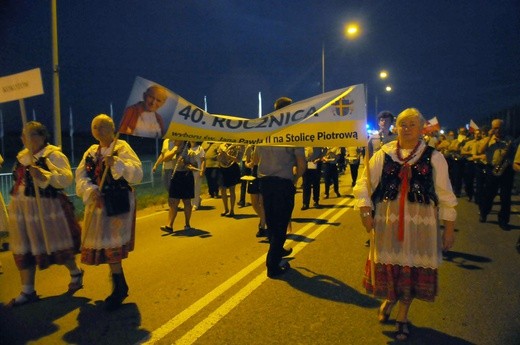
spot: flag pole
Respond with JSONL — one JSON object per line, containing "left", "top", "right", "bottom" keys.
{"left": 258, "top": 92, "right": 262, "bottom": 118}
{"left": 0, "top": 110, "right": 4, "bottom": 156}
{"left": 69, "top": 106, "right": 74, "bottom": 165}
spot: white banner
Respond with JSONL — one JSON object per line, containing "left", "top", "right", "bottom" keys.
{"left": 0, "top": 68, "right": 44, "bottom": 103}
{"left": 164, "top": 84, "right": 367, "bottom": 147}
{"left": 122, "top": 76, "right": 368, "bottom": 147}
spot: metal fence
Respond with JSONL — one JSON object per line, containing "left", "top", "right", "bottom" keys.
{"left": 0, "top": 160, "right": 154, "bottom": 205}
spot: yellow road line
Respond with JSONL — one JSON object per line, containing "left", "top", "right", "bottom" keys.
{"left": 140, "top": 197, "right": 354, "bottom": 344}
{"left": 175, "top": 198, "right": 353, "bottom": 345}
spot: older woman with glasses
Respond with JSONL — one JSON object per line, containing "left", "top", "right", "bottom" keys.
{"left": 354, "top": 108, "right": 457, "bottom": 341}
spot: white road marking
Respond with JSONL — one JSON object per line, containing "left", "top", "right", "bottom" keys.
{"left": 139, "top": 197, "right": 354, "bottom": 344}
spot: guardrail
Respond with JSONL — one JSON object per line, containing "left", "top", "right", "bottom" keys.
{"left": 0, "top": 160, "right": 154, "bottom": 205}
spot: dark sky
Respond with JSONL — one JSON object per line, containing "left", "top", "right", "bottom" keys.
{"left": 1, "top": 0, "right": 520, "bottom": 134}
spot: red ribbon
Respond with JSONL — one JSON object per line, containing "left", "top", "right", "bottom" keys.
{"left": 397, "top": 163, "right": 411, "bottom": 241}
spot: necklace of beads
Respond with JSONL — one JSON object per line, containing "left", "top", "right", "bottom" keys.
{"left": 396, "top": 140, "right": 421, "bottom": 163}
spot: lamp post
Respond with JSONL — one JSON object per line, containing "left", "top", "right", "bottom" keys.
{"left": 374, "top": 70, "right": 392, "bottom": 115}
{"left": 322, "top": 22, "right": 360, "bottom": 93}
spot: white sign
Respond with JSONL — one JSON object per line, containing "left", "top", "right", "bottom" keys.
{"left": 0, "top": 68, "right": 44, "bottom": 103}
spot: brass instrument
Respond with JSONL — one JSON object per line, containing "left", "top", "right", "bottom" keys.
{"left": 217, "top": 144, "right": 242, "bottom": 168}
{"left": 492, "top": 140, "right": 512, "bottom": 177}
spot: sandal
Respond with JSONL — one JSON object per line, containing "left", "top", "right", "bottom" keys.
{"left": 395, "top": 321, "right": 410, "bottom": 341}
{"left": 7, "top": 291, "right": 40, "bottom": 308}
{"left": 378, "top": 299, "right": 395, "bottom": 323}
{"left": 160, "top": 225, "right": 173, "bottom": 233}
{"left": 68, "top": 269, "right": 84, "bottom": 293}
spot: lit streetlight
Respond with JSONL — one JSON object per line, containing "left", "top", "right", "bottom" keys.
{"left": 322, "top": 22, "right": 360, "bottom": 93}
{"left": 344, "top": 23, "right": 360, "bottom": 40}
{"left": 375, "top": 70, "right": 392, "bottom": 115}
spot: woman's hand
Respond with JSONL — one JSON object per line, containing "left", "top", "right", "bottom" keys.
{"left": 104, "top": 156, "right": 115, "bottom": 167}
{"left": 28, "top": 165, "right": 46, "bottom": 182}
{"left": 89, "top": 189, "right": 103, "bottom": 209}
{"left": 359, "top": 207, "right": 373, "bottom": 233}
{"left": 442, "top": 220, "right": 455, "bottom": 252}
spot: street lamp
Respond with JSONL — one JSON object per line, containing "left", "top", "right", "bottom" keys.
{"left": 322, "top": 22, "right": 360, "bottom": 93}
{"left": 374, "top": 70, "right": 392, "bottom": 115}
{"left": 344, "top": 23, "right": 360, "bottom": 40}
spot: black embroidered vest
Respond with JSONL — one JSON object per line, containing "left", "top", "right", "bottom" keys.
{"left": 372, "top": 146, "right": 438, "bottom": 205}
{"left": 11, "top": 156, "right": 61, "bottom": 198}
{"left": 84, "top": 150, "right": 130, "bottom": 193}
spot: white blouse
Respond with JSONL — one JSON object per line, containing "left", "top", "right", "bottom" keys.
{"left": 353, "top": 141, "right": 457, "bottom": 222}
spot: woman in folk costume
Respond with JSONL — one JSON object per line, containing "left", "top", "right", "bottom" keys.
{"left": 0, "top": 154, "right": 9, "bottom": 273}
{"left": 7, "top": 121, "right": 83, "bottom": 307}
{"left": 353, "top": 108, "right": 457, "bottom": 341}
{"left": 76, "top": 114, "right": 143, "bottom": 311}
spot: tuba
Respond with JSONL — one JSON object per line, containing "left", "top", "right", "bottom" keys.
{"left": 217, "top": 144, "right": 241, "bottom": 168}
{"left": 492, "top": 140, "right": 512, "bottom": 176}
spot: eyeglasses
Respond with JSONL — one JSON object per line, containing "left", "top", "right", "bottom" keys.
{"left": 398, "top": 122, "right": 419, "bottom": 130}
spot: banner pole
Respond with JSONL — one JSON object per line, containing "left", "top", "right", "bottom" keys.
{"left": 364, "top": 145, "right": 376, "bottom": 295}
{"left": 81, "top": 132, "right": 121, "bottom": 248}
{"left": 20, "top": 99, "right": 50, "bottom": 254}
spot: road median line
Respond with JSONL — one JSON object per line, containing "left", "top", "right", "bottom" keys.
{"left": 140, "top": 197, "right": 354, "bottom": 344}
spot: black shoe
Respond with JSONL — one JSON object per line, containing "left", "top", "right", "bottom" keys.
{"left": 237, "top": 201, "right": 245, "bottom": 208}
{"left": 256, "top": 228, "right": 268, "bottom": 238}
{"left": 301, "top": 205, "right": 309, "bottom": 210}
{"left": 313, "top": 202, "right": 321, "bottom": 208}
{"left": 324, "top": 194, "right": 329, "bottom": 199}
{"left": 105, "top": 273, "right": 129, "bottom": 311}
{"left": 479, "top": 214, "right": 487, "bottom": 223}
{"left": 336, "top": 192, "right": 341, "bottom": 198}
{"left": 282, "top": 247, "right": 293, "bottom": 257}
{"left": 160, "top": 225, "right": 173, "bottom": 233}
{"left": 267, "top": 262, "right": 291, "bottom": 278}
{"left": 499, "top": 222, "right": 510, "bottom": 231}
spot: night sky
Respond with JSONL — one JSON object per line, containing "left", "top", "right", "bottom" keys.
{"left": 1, "top": 0, "right": 520, "bottom": 134}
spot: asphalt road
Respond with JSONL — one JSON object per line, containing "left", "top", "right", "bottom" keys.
{"left": 1, "top": 170, "right": 519, "bottom": 345}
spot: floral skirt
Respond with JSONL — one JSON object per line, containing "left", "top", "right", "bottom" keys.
{"left": 363, "top": 260, "right": 438, "bottom": 302}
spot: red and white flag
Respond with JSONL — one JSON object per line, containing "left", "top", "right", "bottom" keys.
{"left": 469, "top": 119, "right": 479, "bottom": 133}
{"left": 423, "top": 116, "right": 440, "bottom": 134}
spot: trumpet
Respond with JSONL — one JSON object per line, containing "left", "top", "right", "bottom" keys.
{"left": 217, "top": 144, "right": 243, "bottom": 168}
{"left": 492, "top": 140, "right": 512, "bottom": 177}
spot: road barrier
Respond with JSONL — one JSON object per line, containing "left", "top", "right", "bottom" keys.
{"left": 0, "top": 160, "right": 154, "bottom": 205}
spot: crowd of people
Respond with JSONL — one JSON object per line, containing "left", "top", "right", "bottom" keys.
{"left": 1, "top": 102, "right": 519, "bottom": 341}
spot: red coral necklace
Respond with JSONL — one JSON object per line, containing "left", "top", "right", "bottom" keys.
{"left": 396, "top": 140, "right": 421, "bottom": 163}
